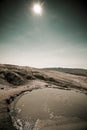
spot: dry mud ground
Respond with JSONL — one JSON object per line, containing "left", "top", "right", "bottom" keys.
{"left": 0, "top": 64, "right": 87, "bottom": 130}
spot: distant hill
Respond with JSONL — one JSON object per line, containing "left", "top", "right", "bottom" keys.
{"left": 43, "top": 68, "right": 87, "bottom": 77}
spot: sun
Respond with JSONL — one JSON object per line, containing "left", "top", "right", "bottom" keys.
{"left": 33, "top": 3, "right": 42, "bottom": 15}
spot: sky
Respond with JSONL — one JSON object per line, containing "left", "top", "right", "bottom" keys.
{"left": 0, "top": 0, "right": 87, "bottom": 68}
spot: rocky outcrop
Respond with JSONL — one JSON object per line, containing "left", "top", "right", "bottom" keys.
{"left": 0, "top": 70, "right": 24, "bottom": 86}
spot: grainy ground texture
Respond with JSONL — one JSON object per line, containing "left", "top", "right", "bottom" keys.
{"left": 0, "top": 64, "right": 87, "bottom": 130}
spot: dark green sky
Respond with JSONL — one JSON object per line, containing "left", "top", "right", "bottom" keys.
{"left": 0, "top": 0, "right": 87, "bottom": 68}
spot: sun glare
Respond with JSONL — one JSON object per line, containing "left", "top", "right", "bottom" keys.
{"left": 33, "top": 3, "right": 42, "bottom": 15}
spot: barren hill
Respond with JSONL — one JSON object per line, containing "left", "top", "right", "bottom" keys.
{"left": 43, "top": 67, "right": 87, "bottom": 77}
{"left": 0, "top": 64, "right": 87, "bottom": 91}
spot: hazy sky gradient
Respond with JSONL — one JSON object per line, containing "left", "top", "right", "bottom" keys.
{"left": 0, "top": 0, "right": 87, "bottom": 68}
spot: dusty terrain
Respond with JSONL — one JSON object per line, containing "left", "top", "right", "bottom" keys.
{"left": 0, "top": 64, "right": 87, "bottom": 130}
